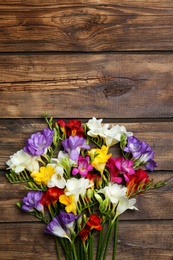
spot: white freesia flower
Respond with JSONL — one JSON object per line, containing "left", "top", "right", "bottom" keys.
{"left": 86, "top": 117, "right": 104, "bottom": 137}
{"left": 98, "top": 183, "right": 127, "bottom": 205}
{"left": 87, "top": 117, "right": 133, "bottom": 147}
{"left": 98, "top": 183, "right": 137, "bottom": 217}
{"left": 47, "top": 165, "right": 66, "bottom": 189}
{"left": 51, "top": 151, "right": 76, "bottom": 167}
{"left": 103, "top": 124, "right": 133, "bottom": 147}
{"left": 6, "top": 149, "right": 40, "bottom": 173}
{"left": 115, "top": 196, "right": 137, "bottom": 218}
{"left": 65, "top": 177, "right": 93, "bottom": 202}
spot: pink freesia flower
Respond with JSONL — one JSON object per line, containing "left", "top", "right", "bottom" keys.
{"left": 72, "top": 156, "right": 93, "bottom": 177}
{"left": 107, "top": 156, "right": 135, "bottom": 183}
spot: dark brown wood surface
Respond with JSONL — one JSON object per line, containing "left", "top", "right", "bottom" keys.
{"left": 0, "top": 54, "right": 173, "bottom": 119}
{"left": 0, "top": 1, "right": 172, "bottom": 259}
{"left": 0, "top": 0, "right": 173, "bottom": 52}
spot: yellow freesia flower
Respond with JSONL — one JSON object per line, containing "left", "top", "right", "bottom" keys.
{"left": 88, "top": 145, "right": 112, "bottom": 174}
{"left": 59, "top": 194, "right": 77, "bottom": 215}
{"left": 31, "top": 165, "right": 55, "bottom": 186}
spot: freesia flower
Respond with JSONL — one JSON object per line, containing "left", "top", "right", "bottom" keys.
{"left": 57, "top": 119, "right": 84, "bottom": 137}
{"left": 41, "top": 187, "right": 64, "bottom": 207}
{"left": 102, "top": 124, "right": 133, "bottom": 147}
{"left": 22, "top": 191, "right": 43, "bottom": 212}
{"left": 78, "top": 214, "right": 102, "bottom": 242}
{"left": 124, "top": 136, "right": 144, "bottom": 158}
{"left": 6, "top": 149, "right": 40, "bottom": 173}
{"left": 64, "top": 177, "right": 93, "bottom": 202}
{"left": 6, "top": 116, "right": 163, "bottom": 260}
{"left": 51, "top": 151, "right": 76, "bottom": 170}
{"left": 66, "top": 119, "right": 84, "bottom": 137}
{"left": 31, "top": 165, "right": 55, "bottom": 186}
{"left": 47, "top": 165, "right": 66, "bottom": 189}
{"left": 139, "top": 150, "right": 158, "bottom": 171}
{"left": 107, "top": 156, "right": 135, "bottom": 183}
{"left": 98, "top": 183, "right": 137, "bottom": 217}
{"left": 57, "top": 119, "right": 67, "bottom": 137}
{"left": 78, "top": 225, "right": 91, "bottom": 241}
{"left": 126, "top": 168, "right": 150, "bottom": 196}
{"left": 44, "top": 213, "right": 72, "bottom": 241}
{"left": 86, "top": 117, "right": 104, "bottom": 137}
{"left": 98, "top": 183, "right": 127, "bottom": 205}
{"left": 23, "top": 128, "right": 54, "bottom": 156}
{"left": 86, "top": 172, "right": 102, "bottom": 188}
{"left": 62, "top": 136, "right": 90, "bottom": 161}
{"left": 86, "top": 214, "right": 102, "bottom": 230}
{"left": 72, "top": 156, "right": 93, "bottom": 177}
{"left": 86, "top": 117, "right": 133, "bottom": 147}
{"left": 88, "top": 145, "right": 111, "bottom": 174}
{"left": 124, "top": 136, "right": 158, "bottom": 171}
{"left": 59, "top": 194, "right": 77, "bottom": 214}
{"left": 58, "top": 210, "right": 80, "bottom": 230}
{"left": 115, "top": 196, "right": 137, "bottom": 218}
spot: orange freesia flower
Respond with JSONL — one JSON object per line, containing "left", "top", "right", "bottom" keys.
{"left": 126, "top": 168, "right": 150, "bottom": 196}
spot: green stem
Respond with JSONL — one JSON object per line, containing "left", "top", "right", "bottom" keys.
{"left": 88, "top": 234, "right": 93, "bottom": 260}
{"left": 71, "top": 241, "right": 78, "bottom": 260}
{"left": 112, "top": 217, "right": 119, "bottom": 260}
{"left": 55, "top": 237, "right": 61, "bottom": 260}
{"left": 96, "top": 220, "right": 113, "bottom": 260}
{"left": 96, "top": 226, "right": 104, "bottom": 260}
{"left": 102, "top": 221, "right": 114, "bottom": 260}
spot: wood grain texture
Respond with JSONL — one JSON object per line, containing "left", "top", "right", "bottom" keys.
{"left": 0, "top": 53, "right": 173, "bottom": 119}
{"left": 0, "top": 221, "right": 172, "bottom": 260}
{"left": 0, "top": 1, "right": 173, "bottom": 52}
{"left": 0, "top": 0, "right": 173, "bottom": 259}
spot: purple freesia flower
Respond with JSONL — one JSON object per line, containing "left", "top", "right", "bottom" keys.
{"left": 139, "top": 149, "right": 158, "bottom": 171}
{"left": 72, "top": 156, "right": 93, "bottom": 177}
{"left": 62, "top": 136, "right": 90, "bottom": 161}
{"left": 23, "top": 128, "right": 54, "bottom": 156}
{"left": 45, "top": 211, "right": 80, "bottom": 240}
{"left": 58, "top": 210, "right": 80, "bottom": 230}
{"left": 124, "top": 136, "right": 158, "bottom": 171}
{"left": 124, "top": 136, "right": 145, "bottom": 158}
{"left": 22, "top": 191, "right": 43, "bottom": 212}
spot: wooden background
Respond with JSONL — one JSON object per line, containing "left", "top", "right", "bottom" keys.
{"left": 0, "top": 0, "right": 173, "bottom": 259}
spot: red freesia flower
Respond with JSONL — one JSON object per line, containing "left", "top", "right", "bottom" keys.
{"left": 79, "top": 214, "right": 102, "bottom": 242}
{"left": 86, "top": 214, "right": 102, "bottom": 231}
{"left": 78, "top": 225, "right": 91, "bottom": 241}
{"left": 126, "top": 168, "right": 150, "bottom": 196}
{"left": 57, "top": 119, "right": 84, "bottom": 137}
{"left": 86, "top": 172, "right": 102, "bottom": 188}
{"left": 66, "top": 119, "right": 84, "bottom": 137}
{"left": 41, "top": 187, "right": 64, "bottom": 207}
{"left": 57, "top": 119, "right": 67, "bottom": 137}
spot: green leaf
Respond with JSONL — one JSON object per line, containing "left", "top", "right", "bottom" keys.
{"left": 6, "top": 171, "right": 31, "bottom": 184}
{"left": 24, "top": 181, "right": 47, "bottom": 191}
{"left": 120, "top": 133, "right": 127, "bottom": 150}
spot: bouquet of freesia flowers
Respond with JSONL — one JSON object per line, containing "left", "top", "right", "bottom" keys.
{"left": 6, "top": 116, "right": 165, "bottom": 260}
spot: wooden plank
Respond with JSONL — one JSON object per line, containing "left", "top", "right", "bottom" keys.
{"left": 0, "top": 1, "right": 173, "bottom": 52}
{"left": 1, "top": 120, "right": 173, "bottom": 170}
{"left": 0, "top": 221, "right": 172, "bottom": 259}
{"left": 0, "top": 172, "right": 172, "bottom": 223}
{"left": 0, "top": 54, "right": 173, "bottom": 119}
